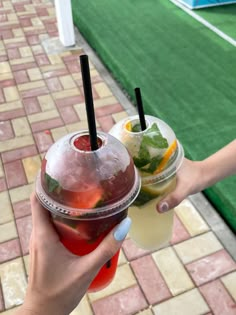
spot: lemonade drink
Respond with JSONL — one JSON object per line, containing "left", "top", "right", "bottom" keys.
{"left": 110, "top": 115, "right": 184, "bottom": 250}
{"left": 36, "top": 131, "right": 140, "bottom": 291}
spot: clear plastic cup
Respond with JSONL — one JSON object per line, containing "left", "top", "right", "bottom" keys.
{"left": 35, "top": 130, "right": 140, "bottom": 292}
{"left": 109, "top": 115, "right": 184, "bottom": 250}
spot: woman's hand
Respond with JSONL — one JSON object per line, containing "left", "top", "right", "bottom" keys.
{"left": 15, "top": 193, "right": 131, "bottom": 315}
{"left": 157, "top": 158, "right": 204, "bottom": 212}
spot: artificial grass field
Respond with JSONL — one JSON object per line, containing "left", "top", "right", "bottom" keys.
{"left": 71, "top": 0, "right": 236, "bottom": 232}
{"left": 197, "top": 4, "right": 236, "bottom": 39}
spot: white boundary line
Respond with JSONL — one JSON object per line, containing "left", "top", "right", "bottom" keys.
{"left": 170, "top": 0, "right": 236, "bottom": 47}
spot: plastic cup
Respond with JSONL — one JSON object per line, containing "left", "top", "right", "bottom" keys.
{"left": 35, "top": 130, "right": 140, "bottom": 292}
{"left": 109, "top": 115, "right": 184, "bottom": 250}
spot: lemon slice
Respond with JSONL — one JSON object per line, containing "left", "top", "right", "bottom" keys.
{"left": 154, "top": 139, "right": 177, "bottom": 174}
{"left": 125, "top": 120, "right": 132, "bottom": 131}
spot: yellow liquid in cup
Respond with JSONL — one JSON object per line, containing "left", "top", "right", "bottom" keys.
{"left": 128, "top": 176, "right": 176, "bottom": 250}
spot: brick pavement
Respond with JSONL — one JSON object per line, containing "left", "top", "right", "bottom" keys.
{"left": 0, "top": 0, "right": 236, "bottom": 314}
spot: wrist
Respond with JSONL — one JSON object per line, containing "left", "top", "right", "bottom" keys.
{"left": 18, "top": 294, "right": 66, "bottom": 315}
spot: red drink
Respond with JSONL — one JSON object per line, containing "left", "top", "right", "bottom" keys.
{"left": 36, "top": 131, "right": 140, "bottom": 292}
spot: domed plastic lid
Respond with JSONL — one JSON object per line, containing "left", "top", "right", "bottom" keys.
{"left": 109, "top": 115, "right": 184, "bottom": 185}
{"left": 36, "top": 131, "right": 140, "bottom": 219}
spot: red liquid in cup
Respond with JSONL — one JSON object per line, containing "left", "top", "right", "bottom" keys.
{"left": 53, "top": 208, "right": 127, "bottom": 291}
{"left": 38, "top": 134, "right": 139, "bottom": 292}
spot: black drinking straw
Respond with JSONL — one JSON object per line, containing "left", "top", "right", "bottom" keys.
{"left": 80, "top": 55, "right": 98, "bottom": 150}
{"left": 134, "top": 87, "right": 146, "bottom": 131}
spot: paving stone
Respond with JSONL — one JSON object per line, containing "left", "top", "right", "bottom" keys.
{"left": 27, "top": 67, "right": 42, "bottom": 81}
{"left": 52, "top": 88, "right": 80, "bottom": 100}
{"left": 16, "top": 215, "right": 32, "bottom": 255}
{"left": 96, "top": 103, "right": 123, "bottom": 118}
{"left": 186, "top": 249, "right": 236, "bottom": 286}
{"left": 12, "top": 117, "right": 31, "bottom": 136}
{"left": 199, "top": 279, "right": 236, "bottom": 315}
{"left": 0, "top": 108, "right": 25, "bottom": 121}
{"left": 0, "top": 239, "right": 21, "bottom": 263}
{"left": 10, "top": 56, "right": 34, "bottom": 66}
{"left": 13, "top": 70, "right": 28, "bottom": 85}
{"left": 0, "top": 100, "right": 22, "bottom": 113}
{"left": 1, "top": 145, "right": 38, "bottom": 163}
{"left": 0, "top": 221, "right": 18, "bottom": 243}
{"left": 0, "top": 257, "right": 27, "bottom": 309}
{"left": 0, "top": 191, "right": 14, "bottom": 224}
{"left": 0, "top": 121, "right": 14, "bottom": 141}
{"left": 58, "top": 105, "right": 79, "bottom": 124}
{"left": 9, "top": 183, "right": 34, "bottom": 204}
{"left": 18, "top": 79, "right": 45, "bottom": 92}
{"left": 118, "top": 249, "right": 127, "bottom": 266}
{"left": 22, "top": 155, "right": 41, "bottom": 183}
{"left": 175, "top": 199, "right": 209, "bottom": 236}
{"left": 153, "top": 288, "right": 209, "bottom": 315}
{"left": 19, "top": 46, "right": 32, "bottom": 58}
{"left": 22, "top": 96, "right": 41, "bottom": 114}
{"left": 131, "top": 255, "right": 171, "bottom": 304}
{"left": 20, "top": 86, "right": 49, "bottom": 98}
{"left": 45, "top": 76, "right": 63, "bottom": 92}
{"left": 152, "top": 247, "right": 194, "bottom": 296}
{"left": 33, "top": 131, "right": 54, "bottom": 153}
{"left": 4, "top": 160, "right": 27, "bottom": 189}
{"left": 28, "top": 108, "right": 59, "bottom": 123}
{"left": 0, "top": 61, "right": 11, "bottom": 73}
{"left": 94, "top": 82, "right": 113, "bottom": 98}
{"left": 0, "top": 178, "right": 7, "bottom": 192}
{"left": 122, "top": 238, "right": 152, "bottom": 261}
{"left": 51, "top": 126, "right": 67, "bottom": 142}
{"left": 91, "top": 285, "right": 147, "bottom": 315}
{"left": 59, "top": 74, "right": 77, "bottom": 89}
{"left": 174, "top": 231, "right": 223, "bottom": 264}
{"left": 170, "top": 213, "right": 190, "bottom": 245}
{"left": 31, "top": 117, "right": 63, "bottom": 133}
{"left": 55, "top": 95, "right": 83, "bottom": 108}
{"left": 12, "top": 199, "right": 31, "bottom": 219}
{"left": 221, "top": 271, "right": 236, "bottom": 302}
{"left": 97, "top": 115, "right": 115, "bottom": 132}
{"left": 89, "top": 264, "right": 137, "bottom": 302}
{"left": 3, "top": 86, "right": 19, "bottom": 102}
{"left": 37, "top": 94, "right": 55, "bottom": 111}
{"left": 112, "top": 111, "right": 128, "bottom": 123}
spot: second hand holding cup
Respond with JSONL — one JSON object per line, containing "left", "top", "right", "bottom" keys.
{"left": 35, "top": 55, "right": 140, "bottom": 292}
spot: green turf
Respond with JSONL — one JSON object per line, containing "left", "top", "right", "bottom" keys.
{"left": 196, "top": 4, "right": 236, "bottom": 39}
{"left": 71, "top": 0, "right": 236, "bottom": 232}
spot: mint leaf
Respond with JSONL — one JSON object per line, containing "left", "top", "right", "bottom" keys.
{"left": 141, "top": 155, "right": 162, "bottom": 174}
{"left": 143, "top": 123, "right": 168, "bottom": 148}
{"left": 133, "top": 142, "right": 150, "bottom": 168}
{"left": 132, "top": 123, "right": 141, "bottom": 132}
{"left": 45, "top": 173, "right": 60, "bottom": 193}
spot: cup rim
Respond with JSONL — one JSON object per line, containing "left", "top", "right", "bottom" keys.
{"left": 35, "top": 167, "right": 141, "bottom": 220}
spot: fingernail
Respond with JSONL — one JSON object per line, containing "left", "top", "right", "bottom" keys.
{"left": 159, "top": 202, "right": 169, "bottom": 213}
{"left": 114, "top": 217, "right": 132, "bottom": 241}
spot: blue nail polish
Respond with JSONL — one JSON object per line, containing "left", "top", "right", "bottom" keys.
{"left": 114, "top": 217, "right": 132, "bottom": 241}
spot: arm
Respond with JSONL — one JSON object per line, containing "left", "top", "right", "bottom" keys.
{"left": 201, "top": 139, "right": 236, "bottom": 188}
{"left": 157, "top": 139, "right": 236, "bottom": 212}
